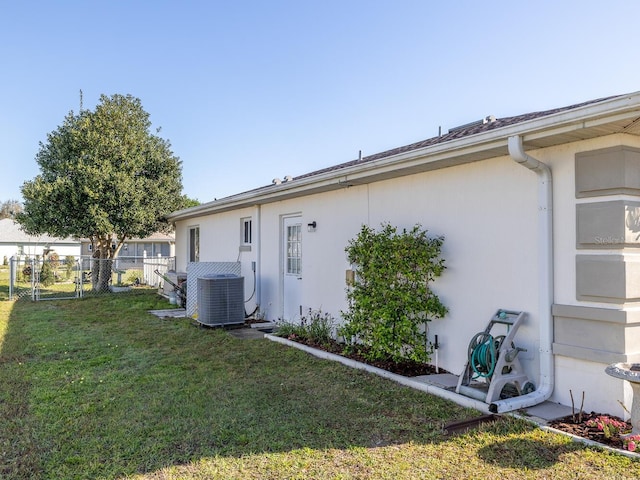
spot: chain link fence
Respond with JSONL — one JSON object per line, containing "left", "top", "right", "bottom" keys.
{"left": 8, "top": 255, "right": 175, "bottom": 301}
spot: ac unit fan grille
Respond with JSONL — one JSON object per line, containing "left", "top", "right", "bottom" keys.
{"left": 197, "top": 275, "right": 244, "bottom": 326}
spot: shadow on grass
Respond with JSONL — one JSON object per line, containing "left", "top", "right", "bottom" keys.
{"left": 476, "top": 437, "right": 580, "bottom": 470}
{"left": 0, "top": 292, "right": 608, "bottom": 479}
{"left": 0, "top": 300, "right": 41, "bottom": 477}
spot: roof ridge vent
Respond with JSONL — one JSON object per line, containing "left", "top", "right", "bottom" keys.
{"left": 448, "top": 115, "right": 496, "bottom": 133}
{"left": 283, "top": 175, "right": 293, "bottom": 182}
{"left": 272, "top": 178, "right": 282, "bottom": 185}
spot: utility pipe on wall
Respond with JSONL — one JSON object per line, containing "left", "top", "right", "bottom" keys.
{"left": 255, "top": 205, "right": 262, "bottom": 314}
{"left": 489, "top": 135, "right": 555, "bottom": 413}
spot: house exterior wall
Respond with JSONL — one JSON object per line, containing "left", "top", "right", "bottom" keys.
{"left": 551, "top": 134, "right": 640, "bottom": 417}
{"left": 173, "top": 132, "right": 640, "bottom": 417}
{"left": 256, "top": 187, "right": 370, "bottom": 322}
{"left": 80, "top": 240, "right": 175, "bottom": 258}
{"left": 175, "top": 155, "right": 541, "bottom": 383}
{"left": 366, "top": 157, "right": 540, "bottom": 381}
{"left": 174, "top": 206, "right": 258, "bottom": 313}
{"left": 0, "top": 242, "right": 81, "bottom": 260}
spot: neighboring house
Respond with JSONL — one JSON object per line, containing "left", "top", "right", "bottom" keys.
{"left": 167, "top": 91, "right": 640, "bottom": 418}
{"left": 79, "top": 232, "right": 175, "bottom": 259}
{"left": 76, "top": 233, "right": 175, "bottom": 287}
{"left": 0, "top": 218, "right": 81, "bottom": 260}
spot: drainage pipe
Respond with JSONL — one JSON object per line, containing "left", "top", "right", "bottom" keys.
{"left": 489, "top": 135, "right": 555, "bottom": 413}
{"left": 255, "top": 205, "right": 262, "bottom": 314}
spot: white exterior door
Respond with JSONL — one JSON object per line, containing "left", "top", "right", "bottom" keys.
{"left": 282, "top": 216, "right": 303, "bottom": 322}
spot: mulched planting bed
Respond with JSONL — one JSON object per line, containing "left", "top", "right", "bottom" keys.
{"left": 548, "top": 412, "right": 631, "bottom": 449}
{"left": 284, "top": 336, "right": 450, "bottom": 377}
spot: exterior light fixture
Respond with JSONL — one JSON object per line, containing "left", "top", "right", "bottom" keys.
{"left": 307, "top": 221, "right": 317, "bottom": 232}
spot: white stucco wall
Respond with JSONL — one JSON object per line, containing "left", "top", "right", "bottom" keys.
{"left": 545, "top": 133, "right": 640, "bottom": 417}
{"left": 174, "top": 206, "right": 259, "bottom": 314}
{"left": 367, "top": 157, "right": 539, "bottom": 380}
{"left": 176, "top": 155, "right": 541, "bottom": 382}
{"left": 173, "top": 133, "right": 640, "bottom": 416}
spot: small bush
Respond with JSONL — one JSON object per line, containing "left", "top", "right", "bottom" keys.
{"left": 47, "top": 252, "right": 60, "bottom": 270}
{"left": 40, "top": 261, "right": 55, "bottom": 286}
{"left": 64, "top": 256, "right": 75, "bottom": 280}
{"left": 340, "top": 223, "right": 447, "bottom": 364}
{"left": 21, "top": 264, "right": 32, "bottom": 282}
{"left": 125, "top": 270, "right": 144, "bottom": 285}
{"left": 277, "top": 309, "right": 335, "bottom": 346}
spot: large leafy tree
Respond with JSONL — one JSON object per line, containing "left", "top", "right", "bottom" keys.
{"left": 17, "top": 94, "right": 184, "bottom": 291}
{"left": 0, "top": 200, "right": 23, "bottom": 219}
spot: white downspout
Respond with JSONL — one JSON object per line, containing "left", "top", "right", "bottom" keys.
{"left": 490, "top": 135, "right": 555, "bottom": 413}
{"left": 255, "top": 205, "right": 262, "bottom": 315}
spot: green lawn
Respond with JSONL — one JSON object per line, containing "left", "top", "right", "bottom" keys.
{"left": 0, "top": 292, "right": 638, "bottom": 479}
{"left": 0, "top": 266, "right": 8, "bottom": 300}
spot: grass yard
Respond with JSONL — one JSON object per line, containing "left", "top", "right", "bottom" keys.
{"left": 0, "top": 291, "right": 639, "bottom": 479}
{"left": 0, "top": 265, "right": 10, "bottom": 300}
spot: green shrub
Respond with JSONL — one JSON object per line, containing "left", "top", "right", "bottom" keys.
{"left": 125, "top": 270, "right": 143, "bottom": 285}
{"left": 40, "top": 260, "right": 55, "bottom": 286}
{"left": 47, "top": 252, "right": 60, "bottom": 270}
{"left": 64, "top": 256, "right": 75, "bottom": 280}
{"left": 339, "top": 223, "right": 447, "bottom": 364}
{"left": 21, "top": 264, "right": 32, "bottom": 282}
{"left": 277, "top": 309, "right": 335, "bottom": 346}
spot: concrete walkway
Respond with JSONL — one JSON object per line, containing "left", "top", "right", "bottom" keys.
{"left": 148, "top": 308, "right": 187, "bottom": 318}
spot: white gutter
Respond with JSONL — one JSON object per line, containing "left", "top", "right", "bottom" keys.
{"left": 489, "top": 135, "right": 554, "bottom": 413}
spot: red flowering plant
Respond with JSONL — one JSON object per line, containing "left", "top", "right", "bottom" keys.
{"left": 623, "top": 434, "right": 640, "bottom": 452}
{"left": 586, "top": 416, "right": 629, "bottom": 439}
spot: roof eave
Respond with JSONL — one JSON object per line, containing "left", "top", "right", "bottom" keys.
{"left": 167, "top": 92, "right": 640, "bottom": 222}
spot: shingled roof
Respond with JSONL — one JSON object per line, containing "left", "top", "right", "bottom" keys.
{"left": 168, "top": 91, "right": 639, "bottom": 221}
{"left": 294, "top": 95, "right": 621, "bottom": 181}
{"left": 0, "top": 218, "right": 79, "bottom": 244}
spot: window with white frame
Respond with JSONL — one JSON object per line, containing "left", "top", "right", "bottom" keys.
{"left": 241, "top": 218, "right": 252, "bottom": 246}
{"left": 189, "top": 226, "right": 200, "bottom": 262}
{"left": 286, "top": 224, "right": 302, "bottom": 275}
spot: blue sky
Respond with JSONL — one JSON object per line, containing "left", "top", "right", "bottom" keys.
{"left": 2, "top": 1, "right": 640, "bottom": 204}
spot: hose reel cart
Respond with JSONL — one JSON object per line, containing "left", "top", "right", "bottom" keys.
{"left": 456, "top": 309, "right": 535, "bottom": 404}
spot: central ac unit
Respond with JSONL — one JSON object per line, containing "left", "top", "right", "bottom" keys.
{"left": 197, "top": 274, "right": 244, "bottom": 326}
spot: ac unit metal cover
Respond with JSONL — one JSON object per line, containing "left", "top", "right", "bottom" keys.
{"left": 197, "top": 274, "right": 244, "bottom": 326}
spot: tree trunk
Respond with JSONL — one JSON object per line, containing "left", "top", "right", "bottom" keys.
{"left": 91, "top": 235, "right": 113, "bottom": 292}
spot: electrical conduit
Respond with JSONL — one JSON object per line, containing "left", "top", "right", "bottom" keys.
{"left": 489, "top": 135, "right": 555, "bottom": 413}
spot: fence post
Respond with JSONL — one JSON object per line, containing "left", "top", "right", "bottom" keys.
{"left": 75, "top": 258, "right": 81, "bottom": 299}
{"left": 9, "top": 255, "right": 15, "bottom": 300}
{"left": 30, "top": 257, "right": 36, "bottom": 301}
{"left": 143, "top": 251, "right": 148, "bottom": 285}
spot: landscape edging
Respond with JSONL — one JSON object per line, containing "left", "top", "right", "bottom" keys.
{"left": 264, "top": 332, "right": 640, "bottom": 459}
